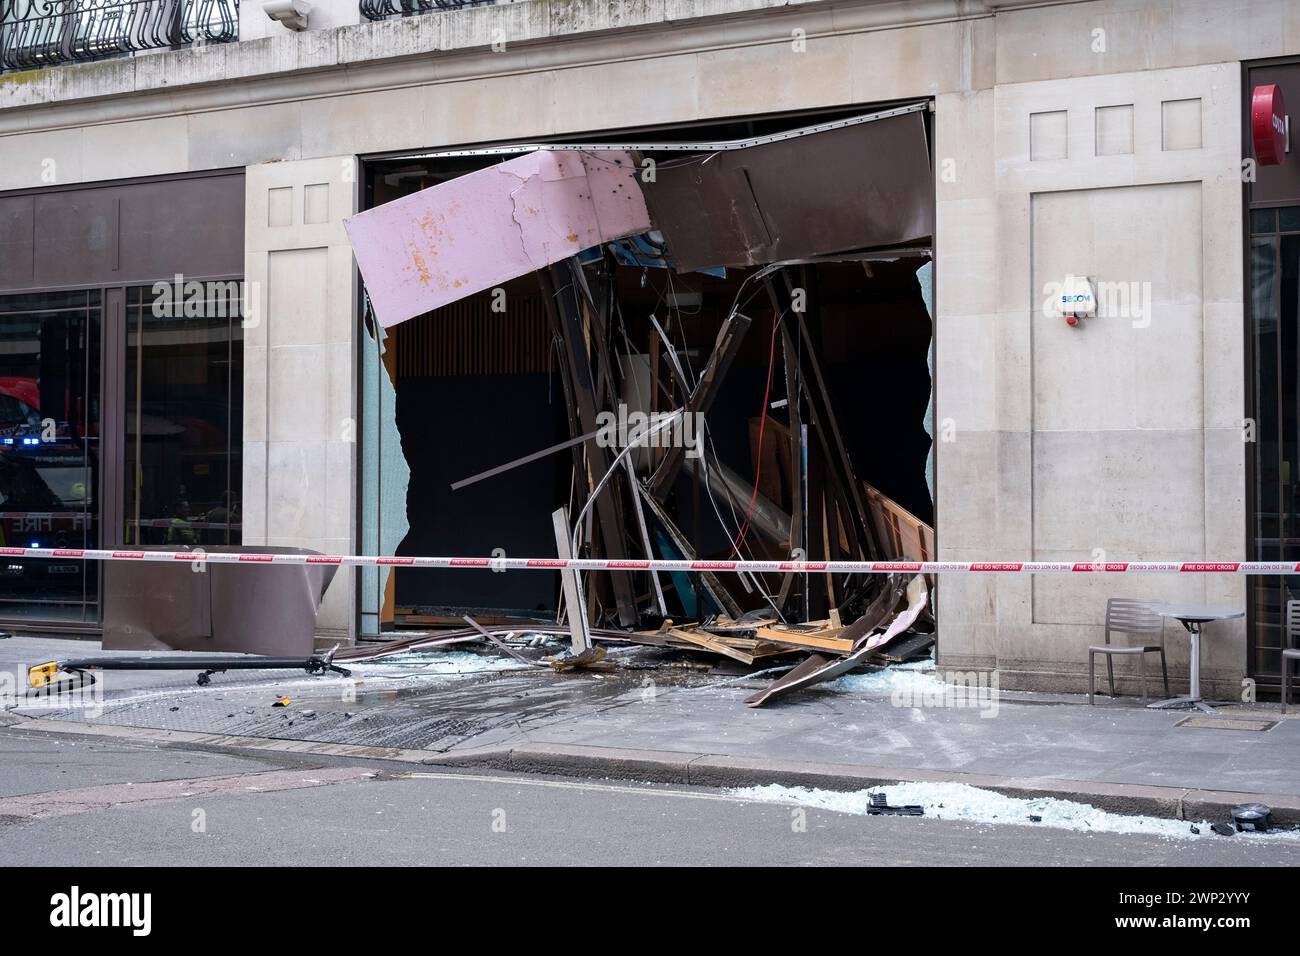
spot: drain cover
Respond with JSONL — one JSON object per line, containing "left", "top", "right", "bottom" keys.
{"left": 1175, "top": 716, "right": 1277, "bottom": 732}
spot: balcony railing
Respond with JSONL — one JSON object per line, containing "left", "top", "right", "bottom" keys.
{"left": 360, "top": 0, "right": 497, "bottom": 23}
{"left": 0, "top": 0, "right": 238, "bottom": 73}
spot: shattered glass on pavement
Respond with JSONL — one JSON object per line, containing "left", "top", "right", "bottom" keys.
{"left": 12, "top": 643, "right": 727, "bottom": 752}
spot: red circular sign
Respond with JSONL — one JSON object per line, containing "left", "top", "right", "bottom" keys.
{"left": 1252, "top": 83, "right": 1287, "bottom": 166}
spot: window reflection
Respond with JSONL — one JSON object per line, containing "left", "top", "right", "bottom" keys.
{"left": 124, "top": 285, "right": 242, "bottom": 547}
{"left": 0, "top": 291, "right": 99, "bottom": 623}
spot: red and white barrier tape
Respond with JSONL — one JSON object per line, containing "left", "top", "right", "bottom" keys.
{"left": 0, "top": 547, "right": 1289, "bottom": 574}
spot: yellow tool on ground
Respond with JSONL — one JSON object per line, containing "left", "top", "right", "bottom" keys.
{"left": 27, "top": 661, "right": 61, "bottom": 689}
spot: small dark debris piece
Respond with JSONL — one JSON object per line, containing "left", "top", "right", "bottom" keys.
{"left": 1231, "top": 802, "right": 1271, "bottom": 833}
{"left": 1028, "top": 815, "right": 1042, "bottom": 823}
{"left": 1190, "top": 825, "right": 1201, "bottom": 835}
{"left": 1210, "top": 822, "right": 1236, "bottom": 837}
{"left": 168, "top": 706, "right": 180, "bottom": 712}
{"left": 867, "top": 792, "right": 924, "bottom": 817}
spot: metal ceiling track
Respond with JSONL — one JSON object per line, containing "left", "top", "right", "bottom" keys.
{"left": 376, "top": 102, "right": 929, "bottom": 161}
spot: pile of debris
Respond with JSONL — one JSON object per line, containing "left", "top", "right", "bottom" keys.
{"left": 344, "top": 105, "right": 937, "bottom": 706}
{"left": 339, "top": 571, "right": 933, "bottom": 706}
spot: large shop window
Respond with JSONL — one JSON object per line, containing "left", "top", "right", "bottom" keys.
{"left": 0, "top": 283, "right": 243, "bottom": 626}
{"left": 0, "top": 169, "right": 244, "bottom": 628}
{"left": 123, "top": 285, "right": 243, "bottom": 548}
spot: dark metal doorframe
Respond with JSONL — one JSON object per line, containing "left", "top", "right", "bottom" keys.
{"left": 101, "top": 288, "right": 126, "bottom": 554}
{"left": 1243, "top": 55, "right": 1300, "bottom": 691}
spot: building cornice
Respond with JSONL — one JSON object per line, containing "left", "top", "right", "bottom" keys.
{"left": 0, "top": 0, "right": 1005, "bottom": 135}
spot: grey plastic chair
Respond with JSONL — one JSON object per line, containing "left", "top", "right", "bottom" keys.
{"left": 1088, "top": 598, "right": 1170, "bottom": 704}
{"left": 1283, "top": 600, "right": 1300, "bottom": 714}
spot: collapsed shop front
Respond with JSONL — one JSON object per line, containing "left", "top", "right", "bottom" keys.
{"left": 352, "top": 103, "right": 938, "bottom": 677}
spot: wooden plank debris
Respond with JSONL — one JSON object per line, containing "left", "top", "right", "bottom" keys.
{"left": 746, "top": 576, "right": 929, "bottom": 707}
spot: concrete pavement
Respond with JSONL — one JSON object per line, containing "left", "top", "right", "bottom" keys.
{"left": 3, "top": 634, "right": 1299, "bottom": 827}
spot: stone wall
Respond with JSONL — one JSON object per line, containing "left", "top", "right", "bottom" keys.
{"left": 0, "top": 0, "right": 1293, "bottom": 680}
{"left": 937, "top": 62, "right": 1246, "bottom": 697}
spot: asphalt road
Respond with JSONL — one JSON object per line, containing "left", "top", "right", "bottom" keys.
{"left": 2, "top": 727, "right": 1300, "bottom": 866}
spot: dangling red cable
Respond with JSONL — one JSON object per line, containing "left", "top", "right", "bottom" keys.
{"left": 731, "top": 308, "right": 782, "bottom": 554}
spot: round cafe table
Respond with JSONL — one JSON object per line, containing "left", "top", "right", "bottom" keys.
{"left": 1145, "top": 604, "right": 1244, "bottom": 714}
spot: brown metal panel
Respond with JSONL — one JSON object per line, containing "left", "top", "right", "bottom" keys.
{"left": 209, "top": 551, "right": 337, "bottom": 656}
{"left": 0, "top": 196, "right": 35, "bottom": 288}
{"left": 31, "top": 190, "right": 121, "bottom": 289}
{"left": 116, "top": 174, "right": 245, "bottom": 281}
{"left": 101, "top": 551, "right": 212, "bottom": 650}
{"left": 642, "top": 112, "right": 934, "bottom": 272}
{"left": 0, "top": 171, "right": 245, "bottom": 293}
{"left": 102, "top": 546, "right": 336, "bottom": 655}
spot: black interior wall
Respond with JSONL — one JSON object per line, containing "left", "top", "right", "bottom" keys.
{"left": 393, "top": 371, "right": 569, "bottom": 616}
{"left": 819, "top": 259, "right": 934, "bottom": 524}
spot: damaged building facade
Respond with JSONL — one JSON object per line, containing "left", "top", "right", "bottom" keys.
{"left": 1, "top": 0, "right": 1299, "bottom": 697}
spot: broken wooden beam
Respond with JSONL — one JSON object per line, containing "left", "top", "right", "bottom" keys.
{"left": 538, "top": 264, "right": 640, "bottom": 626}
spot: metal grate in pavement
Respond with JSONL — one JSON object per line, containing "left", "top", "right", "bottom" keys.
{"left": 1174, "top": 716, "right": 1277, "bottom": 732}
